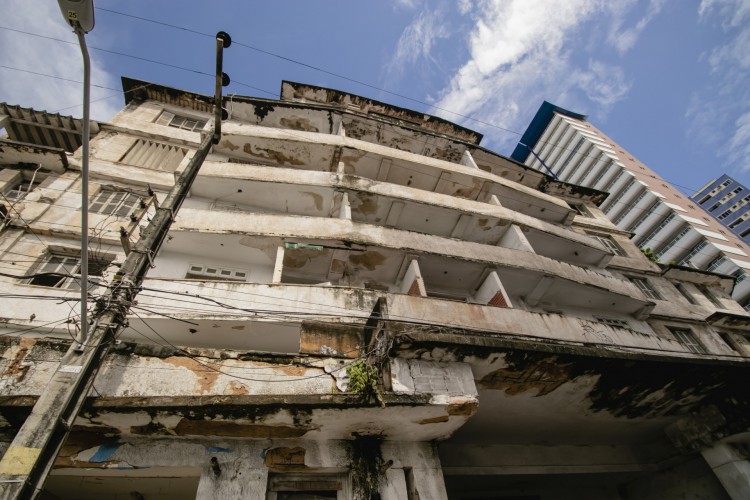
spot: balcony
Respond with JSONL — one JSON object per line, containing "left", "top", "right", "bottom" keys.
{"left": 184, "top": 162, "right": 609, "bottom": 267}
{"left": 213, "top": 122, "right": 574, "bottom": 224}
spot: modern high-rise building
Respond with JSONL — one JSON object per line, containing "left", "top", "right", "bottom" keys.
{"left": 692, "top": 174, "right": 750, "bottom": 244}
{"left": 512, "top": 102, "right": 750, "bottom": 309}
{"left": 1, "top": 82, "right": 750, "bottom": 499}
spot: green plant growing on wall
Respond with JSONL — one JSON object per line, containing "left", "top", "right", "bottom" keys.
{"left": 347, "top": 359, "right": 384, "bottom": 407}
{"left": 640, "top": 247, "right": 658, "bottom": 263}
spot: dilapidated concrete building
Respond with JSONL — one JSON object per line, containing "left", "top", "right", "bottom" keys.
{"left": 1, "top": 80, "right": 750, "bottom": 499}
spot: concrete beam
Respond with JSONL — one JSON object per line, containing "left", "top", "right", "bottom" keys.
{"left": 702, "top": 442, "right": 750, "bottom": 500}
{"left": 525, "top": 275, "right": 555, "bottom": 307}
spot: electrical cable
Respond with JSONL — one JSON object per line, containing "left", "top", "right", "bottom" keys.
{"left": 128, "top": 308, "right": 379, "bottom": 383}
{"left": 0, "top": 24, "right": 715, "bottom": 196}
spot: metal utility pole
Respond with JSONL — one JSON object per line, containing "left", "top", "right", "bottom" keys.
{"left": 0, "top": 32, "right": 231, "bottom": 500}
{"left": 56, "top": 0, "right": 95, "bottom": 350}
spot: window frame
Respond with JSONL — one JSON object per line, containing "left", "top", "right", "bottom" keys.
{"left": 26, "top": 249, "right": 112, "bottom": 290}
{"left": 668, "top": 327, "right": 707, "bottom": 354}
{"left": 4, "top": 176, "right": 41, "bottom": 202}
{"left": 697, "top": 284, "right": 724, "bottom": 308}
{"left": 185, "top": 263, "right": 249, "bottom": 282}
{"left": 569, "top": 203, "right": 591, "bottom": 218}
{"left": 590, "top": 233, "right": 625, "bottom": 256}
{"left": 89, "top": 189, "right": 140, "bottom": 217}
{"left": 155, "top": 110, "right": 207, "bottom": 132}
{"left": 629, "top": 276, "right": 661, "bottom": 300}
{"left": 596, "top": 317, "right": 629, "bottom": 328}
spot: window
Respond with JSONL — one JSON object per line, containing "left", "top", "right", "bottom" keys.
{"left": 679, "top": 240, "right": 707, "bottom": 266}
{"left": 4, "top": 177, "right": 40, "bottom": 201}
{"left": 706, "top": 256, "right": 728, "bottom": 272}
{"left": 596, "top": 317, "right": 629, "bottom": 328}
{"left": 718, "top": 332, "right": 740, "bottom": 353}
{"left": 613, "top": 190, "right": 647, "bottom": 225}
{"left": 556, "top": 137, "right": 585, "bottom": 178}
{"left": 27, "top": 251, "right": 111, "bottom": 290}
{"left": 185, "top": 264, "right": 248, "bottom": 282}
{"left": 90, "top": 190, "right": 140, "bottom": 217}
{"left": 121, "top": 139, "right": 188, "bottom": 172}
{"left": 630, "top": 277, "right": 661, "bottom": 300}
{"left": 674, "top": 283, "right": 698, "bottom": 305}
{"left": 570, "top": 203, "right": 591, "bottom": 217}
{"left": 628, "top": 200, "right": 659, "bottom": 232}
{"left": 668, "top": 327, "right": 706, "bottom": 354}
{"left": 155, "top": 110, "right": 207, "bottom": 132}
{"left": 603, "top": 178, "right": 636, "bottom": 214}
{"left": 637, "top": 213, "right": 675, "bottom": 248}
{"left": 697, "top": 284, "right": 724, "bottom": 308}
{"left": 654, "top": 225, "right": 690, "bottom": 259}
{"left": 591, "top": 234, "right": 624, "bottom": 256}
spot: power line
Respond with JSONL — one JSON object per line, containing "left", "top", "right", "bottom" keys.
{"left": 91, "top": 6, "right": 721, "bottom": 197}
{"left": 1, "top": 37, "right": 741, "bottom": 272}
{"left": 0, "top": 44, "right": 708, "bottom": 197}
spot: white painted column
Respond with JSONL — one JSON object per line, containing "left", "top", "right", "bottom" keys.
{"left": 474, "top": 271, "right": 512, "bottom": 308}
{"left": 381, "top": 442, "right": 449, "bottom": 500}
{"left": 400, "top": 259, "right": 426, "bottom": 297}
{"left": 701, "top": 442, "right": 750, "bottom": 500}
{"left": 498, "top": 224, "right": 535, "bottom": 253}
{"left": 379, "top": 468, "right": 408, "bottom": 500}
{"left": 272, "top": 244, "right": 285, "bottom": 283}
{"left": 460, "top": 150, "right": 480, "bottom": 170}
{"left": 195, "top": 458, "right": 268, "bottom": 500}
{"left": 338, "top": 192, "right": 352, "bottom": 220}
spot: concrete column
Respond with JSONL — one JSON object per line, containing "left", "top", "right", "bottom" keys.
{"left": 272, "top": 244, "right": 285, "bottom": 283}
{"left": 701, "top": 442, "right": 750, "bottom": 500}
{"left": 498, "top": 224, "right": 535, "bottom": 253}
{"left": 379, "top": 467, "right": 408, "bottom": 500}
{"left": 381, "top": 442, "right": 449, "bottom": 500}
{"left": 474, "top": 271, "right": 512, "bottom": 308}
{"left": 460, "top": 150, "right": 479, "bottom": 170}
{"left": 400, "top": 259, "right": 426, "bottom": 297}
{"left": 195, "top": 457, "right": 268, "bottom": 500}
{"left": 338, "top": 192, "right": 352, "bottom": 220}
{"left": 486, "top": 194, "right": 502, "bottom": 206}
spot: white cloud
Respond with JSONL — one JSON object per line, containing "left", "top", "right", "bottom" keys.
{"left": 575, "top": 61, "right": 631, "bottom": 109}
{"left": 690, "top": 0, "right": 750, "bottom": 171}
{"left": 729, "top": 111, "right": 750, "bottom": 167}
{"left": 393, "top": 0, "right": 423, "bottom": 10}
{"left": 699, "top": 0, "right": 750, "bottom": 26}
{"left": 0, "top": 0, "right": 121, "bottom": 121}
{"left": 385, "top": 5, "right": 451, "bottom": 81}
{"left": 431, "top": 0, "right": 641, "bottom": 148}
{"left": 607, "top": 0, "right": 669, "bottom": 54}
{"left": 458, "top": 0, "right": 473, "bottom": 15}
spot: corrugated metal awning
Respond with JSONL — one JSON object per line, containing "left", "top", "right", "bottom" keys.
{"left": 0, "top": 102, "right": 98, "bottom": 153}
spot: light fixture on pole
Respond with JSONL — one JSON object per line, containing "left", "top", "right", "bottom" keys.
{"left": 57, "top": 0, "right": 94, "bottom": 350}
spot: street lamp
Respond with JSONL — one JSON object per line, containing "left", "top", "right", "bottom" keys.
{"left": 57, "top": 0, "right": 94, "bottom": 349}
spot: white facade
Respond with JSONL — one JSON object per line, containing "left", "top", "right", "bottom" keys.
{"left": 1, "top": 84, "right": 750, "bottom": 499}
{"left": 515, "top": 104, "right": 750, "bottom": 308}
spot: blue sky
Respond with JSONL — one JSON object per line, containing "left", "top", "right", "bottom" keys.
{"left": 1, "top": 0, "right": 749, "bottom": 197}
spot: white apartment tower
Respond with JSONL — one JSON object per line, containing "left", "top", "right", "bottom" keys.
{"left": 512, "top": 102, "right": 750, "bottom": 308}
{"left": 1, "top": 82, "right": 750, "bottom": 499}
